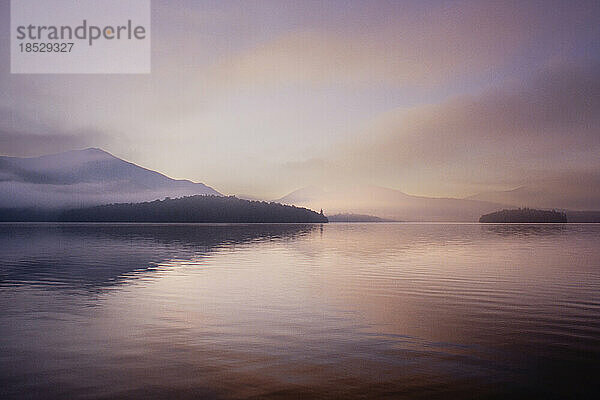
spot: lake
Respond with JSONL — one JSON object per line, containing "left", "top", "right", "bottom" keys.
{"left": 1, "top": 223, "right": 599, "bottom": 399}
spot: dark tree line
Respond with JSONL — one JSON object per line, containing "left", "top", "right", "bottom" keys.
{"left": 58, "top": 195, "right": 328, "bottom": 223}
{"left": 479, "top": 208, "right": 567, "bottom": 223}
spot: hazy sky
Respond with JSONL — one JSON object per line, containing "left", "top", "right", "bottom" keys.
{"left": 1, "top": 0, "right": 599, "bottom": 199}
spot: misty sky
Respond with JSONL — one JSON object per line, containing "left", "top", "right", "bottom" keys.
{"left": 1, "top": 0, "right": 599, "bottom": 199}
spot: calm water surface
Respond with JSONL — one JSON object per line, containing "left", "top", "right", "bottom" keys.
{"left": 1, "top": 223, "right": 599, "bottom": 399}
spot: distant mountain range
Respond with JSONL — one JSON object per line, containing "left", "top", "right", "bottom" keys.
{"left": 277, "top": 184, "right": 600, "bottom": 222}
{"left": 467, "top": 184, "right": 600, "bottom": 211}
{"left": 0, "top": 148, "right": 221, "bottom": 209}
{"left": 276, "top": 185, "right": 506, "bottom": 222}
{"left": 2, "top": 148, "right": 598, "bottom": 222}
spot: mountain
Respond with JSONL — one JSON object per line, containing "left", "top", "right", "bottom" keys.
{"left": 276, "top": 185, "right": 505, "bottom": 222}
{"left": 468, "top": 184, "right": 600, "bottom": 211}
{"left": 0, "top": 148, "right": 221, "bottom": 209}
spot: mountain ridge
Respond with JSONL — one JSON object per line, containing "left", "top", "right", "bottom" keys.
{"left": 276, "top": 185, "right": 507, "bottom": 222}
{"left": 0, "top": 148, "right": 221, "bottom": 209}
{"left": 467, "top": 183, "right": 600, "bottom": 211}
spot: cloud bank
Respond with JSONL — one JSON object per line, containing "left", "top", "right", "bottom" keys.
{"left": 0, "top": 0, "right": 598, "bottom": 206}
{"left": 283, "top": 60, "right": 600, "bottom": 206}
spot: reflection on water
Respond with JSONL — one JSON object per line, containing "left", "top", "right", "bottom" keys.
{"left": 0, "top": 223, "right": 315, "bottom": 290}
{"left": 1, "top": 223, "right": 599, "bottom": 399}
{"left": 480, "top": 223, "right": 567, "bottom": 237}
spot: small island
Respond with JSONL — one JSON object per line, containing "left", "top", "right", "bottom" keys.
{"left": 479, "top": 208, "right": 567, "bottom": 223}
{"left": 327, "top": 213, "right": 396, "bottom": 222}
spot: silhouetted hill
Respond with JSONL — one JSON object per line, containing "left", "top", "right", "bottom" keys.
{"left": 327, "top": 213, "right": 396, "bottom": 222}
{"left": 479, "top": 208, "right": 567, "bottom": 223}
{"left": 0, "top": 148, "right": 221, "bottom": 209}
{"left": 58, "top": 196, "right": 328, "bottom": 223}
